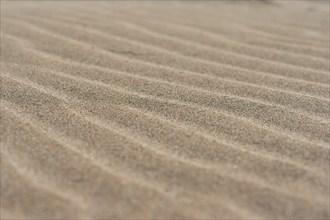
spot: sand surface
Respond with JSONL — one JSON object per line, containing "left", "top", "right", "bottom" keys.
{"left": 0, "top": 0, "right": 329, "bottom": 219}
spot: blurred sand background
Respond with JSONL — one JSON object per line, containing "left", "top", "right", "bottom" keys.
{"left": 1, "top": 0, "right": 329, "bottom": 219}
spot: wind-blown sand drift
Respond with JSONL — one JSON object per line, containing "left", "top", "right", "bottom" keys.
{"left": 0, "top": 1, "right": 329, "bottom": 219}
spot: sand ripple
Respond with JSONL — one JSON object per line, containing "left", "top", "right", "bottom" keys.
{"left": 1, "top": 1, "right": 329, "bottom": 219}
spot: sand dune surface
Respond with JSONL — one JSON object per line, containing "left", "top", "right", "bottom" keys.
{"left": 1, "top": 1, "right": 329, "bottom": 219}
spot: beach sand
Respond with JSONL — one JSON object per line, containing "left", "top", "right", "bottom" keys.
{"left": 0, "top": 0, "right": 329, "bottom": 219}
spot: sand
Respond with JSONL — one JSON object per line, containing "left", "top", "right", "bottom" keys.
{"left": 0, "top": 0, "right": 329, "bottom": 219}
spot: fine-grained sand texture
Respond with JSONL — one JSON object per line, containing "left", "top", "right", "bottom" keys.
{"left": 1, "top": 1, "right": 329, "bottom": 219}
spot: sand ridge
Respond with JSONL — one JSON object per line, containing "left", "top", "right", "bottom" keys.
{"left": 1, "top": 1, "right": 329, "bottom": 219}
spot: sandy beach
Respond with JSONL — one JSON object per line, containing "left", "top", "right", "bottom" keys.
{"left": 0, "top": 0, "right": 329, "bottom": 219}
